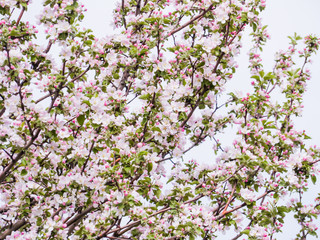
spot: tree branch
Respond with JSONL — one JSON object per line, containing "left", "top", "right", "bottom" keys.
{"left": 135, "top": 0, "right": 142, "bottom": 16}
{"left": 16, "top": 6, "right": 26, "bottom": 26}
{"left": 81, "top": 140, "right": 95, "bottom": 175}
{"left": 216, "top": 190, "right": 272, "bottom": 220}
{"left": 166, "top": 4, "right": 214, "bottom": 37}
{"left": 66, "top": 206, "right": 94, "bottom": 228}
{"left": 0, "top": 129, "right": 40, "bottom": 183}
{"left": 0, "top": 107, "right": 5, "bottom": 118}
{"left": 0, "top": 219, "right": 27, "bottom": 239}
{"left": 104, "top": 194, "right": 204, "bottom": 237}
{"left": 221, "top": 182, "right": 237, "bottom": 215}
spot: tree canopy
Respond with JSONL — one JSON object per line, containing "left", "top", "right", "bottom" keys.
{"left": 0, "top": 0, "right": 320, "bottom": 239}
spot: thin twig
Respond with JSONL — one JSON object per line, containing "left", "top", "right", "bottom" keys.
{"left": 216, "top": 190, "right": 271, "bottom": 220}
{"left": 16, "top": 6, "right": 26, "bottom": 26}
{"left": 0, "top": 107, "right": 5, "bottom": 117}
{"left": 105, "top": 194, "right": 204, "bottom": 236}
{"left": 221, "top": 182, "right": 237, "bottom": 215}
{"left": 166, "top": 4, "right": 214, "bottom": 37}
{"left": 81, "top": 140, "right": 95, "bottom": 175}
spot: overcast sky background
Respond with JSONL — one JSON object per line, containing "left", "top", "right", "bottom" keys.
{"left": 22, "top": 0, "right": 320, "bottom": 239}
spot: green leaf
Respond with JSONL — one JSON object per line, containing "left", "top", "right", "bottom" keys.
{"left": 151, "top": 126, "right": 161, "bottom": 132}
{"left": 251, "top": 75, "right": 260, "bottom": 81}
{"left": 113, "top": 148, "right": 120, "bottom": 153}
{"left": 259, "top": 70, "right": 265, "bottom": 78}
{"left": 85, "top": 40, "right": 92, "bottom": 46}
{"left": 277, "top": 206, "right": 289, "bottom": 213}
{"left": 65, "top": 1, "right": 79, "bottom": 11}
{"left": 124, "top": 167, "right": 132, "bottom": 174}
{"left": 139, "top": 94, "right": 149, "bottom": 100}
{"left": 20, "top": 2, "right": 28, "bottom": 9}
{"left": 167, "top": 177, "right": 174, "bottom": 184}
{"left": 77, "top": 115, "right": 85, "bottom": 125}
{"left": 154, "top": 189, "right": 161, "bottom": 198}
{"left": 242, "top": 229, "right": 250, "bottom": 235}
{"left": 138, "top": 151, "right": 148, "bottom": 157}
{"left": 21, "top": 169, "right": 28, "bottom": 176}
{"left": 311, "top": 175, "right": 317, "bottom": 184}
{"left": 304, "top": 134, "right": 311, "bottom": 140}
{"left": 58, "top": 32, "right": 68, "bottom": 40}
{"left": 252, "top": 22, "right": 257, "bottom": 32}
{"left": 264, "top": 72, "right": 275, "bottom": 80}
{"left": 78, "top": 158, "right": 85, "bottom": 166}
{"left": 147, "top": 162, "right": 153, "bottom": 173}
{"left": 36, "top": 217, "right": 42, "bottom": 226}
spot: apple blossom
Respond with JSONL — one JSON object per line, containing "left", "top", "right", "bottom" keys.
{"left": 0, "top": 0, "right": 320, "bottom": 240}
